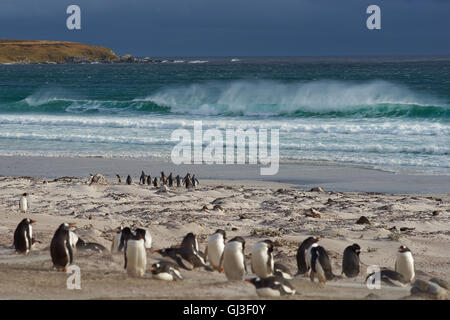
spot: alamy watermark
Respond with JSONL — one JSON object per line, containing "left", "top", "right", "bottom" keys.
{"left": 66, "top": 265, "right": 81, "bottom": 290}
{"left": 171, "top": 121, "right": 279, "bottom": 175}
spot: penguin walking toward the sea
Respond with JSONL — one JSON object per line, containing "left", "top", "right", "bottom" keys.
{"left": 146, "top": 175, "right": 152, "bottom": 186}
{"left": 395, "top": 245, "right": 415, "bottom": 282}
{"left": 153, "top": 177, "right": 159, "bottom": 188}
{"left": 251, "top": 240, "right": 274, "bottom": 278}
{"left": 160, "top": 171, "right": 167, "bottom": 185}
{"left": 126, "top": 175, "right": 132, "bottom": 185}
{"left": 124, "top": 229, "right": 147, "bottom": 277}
{"left": 19, "top": 193, "right": 28, "bottom": 213}
{"left": 116, "top": 174, "right": 122, "bottom": 184}
{"left": 296, "top": 236, "right": 320, "bottom": 275}
{"left": 309, "top": 245, "right": 334, "bottom": 284}
{"left": 167, "top": 173, "right": 174, "bottom": 187}
{"left": 247, "top": 276, "right": 296, "bottom": 297}
{"left": 342, "top": 243, "right": 361, "bottom": 278}
{"left": 220, "top": 236, "right": 247, "bottom": 281}
{"left": 14, "top": 218, "right": 36, "bottom": 254}
{"left": 205, "top": 229, "right": 226, "bottom": 271}
{"left": 139, "top": 171, "right": 147, "bottom": 184}
{"left": 50, "top": 223, "right": 76, "bottom": 271}
{"left": 150, "top": 261, "right": 184, "bottom": 281}
{"left": 192, "top": 174, "right": 199, "bottom": 187}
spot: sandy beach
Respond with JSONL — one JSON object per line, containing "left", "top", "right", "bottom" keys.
{"left": 0, "top": 158, "right": 448, "bottom": 300}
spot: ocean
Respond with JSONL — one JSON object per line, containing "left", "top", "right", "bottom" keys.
{"left": 0, "top": 57, "right": 449, "bottom": 175}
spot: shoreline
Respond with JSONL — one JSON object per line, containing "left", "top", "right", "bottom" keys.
{"left": 1, "top": 155, "right": 449, "bottom": 194}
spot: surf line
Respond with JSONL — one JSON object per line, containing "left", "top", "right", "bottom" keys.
{"left": 171, "top": 120, "right": 279, "bottom": 175}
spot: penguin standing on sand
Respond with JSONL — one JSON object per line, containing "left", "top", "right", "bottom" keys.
{"left": 160, "top": 172, "right": 167, "bottom": 185}
{"left": 176, "top": 175, "right": 181, "bottom": 187}
{"left": 251, "top": 240, "right": 274, "bottom": 278}
{"left": 342, "top": 243, "right": 361, "bottom": 278}
{"left": 192, "top": 174, "right": 199, "bottom": 187}
{"left": 116, "top": 174, "right": 122, "bottom": 184}
{"left": 365, "top": 269, "right": 409, "bottom": 287}
{"left": 247, "top": 276, "right": 296, "bottom": 297}
{"left": 153, "top": 177, "right": 158, "bottom": 188}
{"left": 395, "top": 245, "right": 415, "bottom": 282}
{"left": 124, "top": 229, "right": 147, "bottom": 277}
{"left": 146, "top": 175, "right": 152, "bottom": 186}
{"left": 126, "top": 175, "right": 132, "bottom": 185}
{"left": 150, "top": 261, "right": 184, "bottom": 281}
{"left": 167, "top": 173, "right": 174, "bottom": 187}
{"left": 50, "top": 223, "right": 76, "bottom": 271}
{"left": 309, "top": 245, "right": 334, "bottom": 284}
{"left": 139, "top": 171, "right": 146, "bottom": 184}
{"left": 179, "top": 232, "right": 208, "bottom": 268}
{"left": 183, "top": 173, "right": 193, "bottom": 189}
{"left": 205, "top": 229, "right": 226, "bottom": 271}
{"left": 14, "top": 218, "right": 36, "bottom": 254}
{"left": 220, "top": 236, "right": 247, "bottom": 280}
{"left": 19, "top": 193, "right": 28, "bottom": 213}
{"left": 296, "top": 236, "right": 320, "bottom": 275}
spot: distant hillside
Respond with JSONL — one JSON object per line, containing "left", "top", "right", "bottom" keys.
{"left": 0, "top": 39, "right": 119, "bottom": 63}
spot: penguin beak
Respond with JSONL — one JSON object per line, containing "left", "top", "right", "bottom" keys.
{"left": 154, "top": 250, "right": 161, "bottom": 254}
{"left": 245, "top": 279, "right": 252, "bottom": 283}
{"left": 31, "top": 220, "right": 37, "bottom": 224}
{"left": 69, "top": 223, "right": 77, "bottom": 228}
{"left": 149, "top": 266, "right": 155, "bottom": 271}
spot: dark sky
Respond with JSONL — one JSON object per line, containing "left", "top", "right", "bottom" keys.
{"left": 0, "top": 0, "right": 449, "bottom": 57}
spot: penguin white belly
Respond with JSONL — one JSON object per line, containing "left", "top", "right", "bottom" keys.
{"left": 395, "top": 252, "right": 415, "bottom": 282}
{"left": 69, "top": 231, "right": 78, "bottom": 250}
{"left": 111, "top": 233, "right": 122, "bottom": 253}
{"left": 23, "top": 229, "right": 29, "bottom": 253}
{"left": 144, "top": 231, "right": 152, "bottom": 249}
{"left": 256, "top": 287, "right": 281, "bottom": 297}
{"left": 251, "top": 245, "right": 273, "bottom": 278}
{"left": 153, "top": 272, "right": 174, "bottom": 281}
{"left": 126, "top": 240, "right": 147, "bottom": 277}
{"left": 19, "top": 197, "right": 27, "bottom": 212}
{"left": 223, "top": 242, "right": 245, "bottom": 280}
{"left": 207, "top": 235, "right": 224, "bottom": 268}
{"left": 315, "top": 259, "right": 326, "bottom": 283}
{"left": 305, "top": 243, "right": 318, "bottom": 274}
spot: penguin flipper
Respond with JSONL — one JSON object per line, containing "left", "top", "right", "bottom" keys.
{"left": 66, "top": 238, "right": 73, "bottom": 264}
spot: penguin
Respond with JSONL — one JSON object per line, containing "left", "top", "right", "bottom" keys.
{"left": 135, "top": 228, "right": 152, "bottom": 249}
{"left": 274, "top": 262, "right": 294, "bottom": 280}
{"left": 50, "top": 223, "right": 76, "bottom": 271}
{"left": 150, "top": 261, "right": 184, "bottom": 281}
{"left": 342, "top": 243, "right": 361, "bottom": 278}
{"left": 192, "top": 174, "right": 199, "bottom": 187}
{"left": 124, "top": 229, "right": 147, "bottom": 277}
{"left": 154, "top": 248, "right": 194, "bottom": 270}
{"left": 126, "top": 175, "right": 132, "bottom": 185}
{"left": 153, "top": 177, "right": 159, "bottom": 188}
{"left": 111, "top": 226, "right": 123, "bottom": 253}
{"left": 365, "top": 269, "right": 409, "bottom": 287}
{"left": 116, "top": 174, "right": 122, "bottom": 184}
{"left": 176, "top": 175, "right": 181, "bottom": 187}
{"left": 68, "top": 227, "right": 79, "bottom": 252}
{"left": 167, "top": 173, "right": 174, "bottom": 187}
{"left": 13, "top": 218, "right": 36, "bottom": 254}
{"left": 146, "top": 175, "right": 152, "bottom": 186}
{"left": 76, "top": 237, "right": 107, "bottom": 252}
{"left": 296, "top": 236, "right": 320, "bottom": 275}
{"left": 395, "top": 245, "right": 415, "bottom": 282}
{"left": 219, "top": 236, "right": 247, "bottom": 281}
{"left": 139, "top": 171, "right": 146, "bottom": 184}
{"left": 183, "top": 173, "right": 193, "bottom": 189}
{"left": 309, "top": 245, "right": 334, "bottom": 284}
{"left": 205, "top": 229, "right": 226, "bottom": 271}
{"left": 118, "top": 227, "right": 133, "bottom": 252}
{"left": 19, "top": 193, "right": 28, "bottom": 213}
{"left": 179, "top": 232, "right": 209, "bottom": 268}
{"left": 160, "top": 171, "right": 167, "bottom": 185}
{"left": 251, "top": 240, "right": 274, "bottom": 278}
{"left": 246, "top": 276, "right": 296, "bottom": 297}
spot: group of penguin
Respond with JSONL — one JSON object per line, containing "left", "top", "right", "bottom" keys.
{"left": 118, "top": 171, "right": 200, "bottom": 188}
{"left": 13, "top": 217, "right": 416, "bottom": 297}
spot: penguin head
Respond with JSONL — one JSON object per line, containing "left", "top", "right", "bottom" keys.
{"left": 62, "top": 222, "right": 76, "bottom": 230}
{"left": 122, "top": 227, "right": 132, "bottom": 235}
{"left": 135, "top": 228, "right": 146, "bottom": 239}
{"left": 22, "top": 218, "right": 36, "bottom": 225}
{"left": 262, "top": 239, "right": 274, "bottom": 252}
{"left": 351, "top": 243, "right": 361, "bottom": 255}
{"left": 246, "top": 277, "right": 261, "bottom": 286}
{"left": 114, "top": 226, "right": 123, "bottom": 233}
{"left": 150, "top": 263, "right": 160, "bottom": 272}
{"left": 215, "top": 229, "right": 226, "bottom": 240}
{"left": 398, "top": 245, "right": 410, "bottom": 253}
{"left": 229, "top": 236, "right": 246, "bottom": 250}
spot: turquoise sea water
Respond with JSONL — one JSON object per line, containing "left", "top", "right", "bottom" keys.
{"left": 0, "top": 57, "right": 449, "bottom": 174}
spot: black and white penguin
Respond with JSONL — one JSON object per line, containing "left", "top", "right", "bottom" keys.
{"left": 19, "top": 193, "right": 28, "bottom": 213}
{"left": 124, "top": 229, "right": 147, "bottom": 277}
{"left": 296, "top": 236, "right": 320, "bottom": 275}
{"left": 146, "top": 175, "right": 152, "bottom": 186}
{"left": 251, "top": 240, "right": 274, "bottom": 278}
{"left": 139, "top": 171, "right": 146, "bottom": 184}
{"left": 153, "top": 177, "right": 158, "bottom": 188}
{"left": 179, "top": 232, "right": 209, "bottom": 268}
{"left": 50, "top": 222, "right": 76, "bottom": 271}
{"left": 192, "top": 174, "right": 199, "bottom": 187}
{"left": 118, "top": 227, "right": 133, "bottom": 252}
{"left": 116, "top": 174, "right": 122, "bottom": 184}
{"left": 135, "top": 228, "right": 152, "bottom": 249}
{"left": 274, "top": 262, "right": 294, "bottom": 280}
{"left": 365, "top": 269, "right": 409, "bottom": 287}
{"left": 13, "top": 218, "right": 36, "bottom": 254}
{"left": 126, "top": 175, "right": 132, "bottom": 185}
{"left": 76, "top": 237, "right": 107, "bottom": 252}
{"left": 247, "top": 276, "right": 296, "bottom": 297}
{"left": 167, "top": 173, "right": 174, "bottom": 187}
{"left": 150, "top": 261, "right": 184, "bottom": 281}
{"left": 176, "top": 175, "right": 181, "bottom": 187}
{"left": 155, "top": 247, "right": 194, "bottom": 270}
{"left": 309, "top": 245, "right": 334, "bottom": 284}
{"left": 220, "top": 236, "right": 247, "bottom": 280}
{"left": 395, "top": 245, "right": 415, "bottom": 282}
{"left": 205, "top": 229, "right": 226, "bottom": 271}
{"left": 183, "top": 173, "right": 193, "bottom": 188}
{"left": 342, "top": 243, "right": 361, "bottom": 278}
{"left": 160, "top": 171, "right": 167, "bottom": 185}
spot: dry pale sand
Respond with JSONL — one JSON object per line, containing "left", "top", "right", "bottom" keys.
{"left": 0, "top": 175, "right": 448, "bottom": 300}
